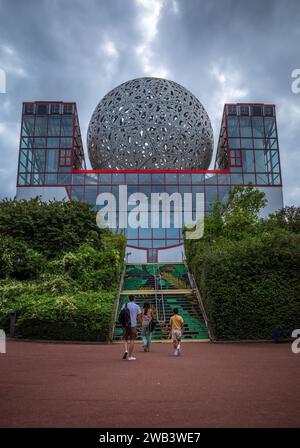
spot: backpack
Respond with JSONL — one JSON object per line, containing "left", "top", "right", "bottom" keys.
{"left": 119, "top": 303, "right": 131, "bottom": 328}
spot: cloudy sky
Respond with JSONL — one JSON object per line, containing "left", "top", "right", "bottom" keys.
{"left": 0, "top": 0, "right": 299, "bottom": 204}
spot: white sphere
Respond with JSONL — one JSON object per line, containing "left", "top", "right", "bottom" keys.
{"left": 87, "top": 77, "right": 213, "bottom": 170}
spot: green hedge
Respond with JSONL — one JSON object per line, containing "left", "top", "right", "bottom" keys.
{"left": 0, "top": 290, "right": 114, "bottom": 341}
{"left": 185, "top": 230, "right": 300, "bottom": 340}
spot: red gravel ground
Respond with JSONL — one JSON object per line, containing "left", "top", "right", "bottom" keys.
{"left": 0, "top": 340, "right": 299, "bottom": 428}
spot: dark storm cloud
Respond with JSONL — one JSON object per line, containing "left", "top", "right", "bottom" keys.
{"left": 0, "top": 0, "right": 299, "bottom": 204}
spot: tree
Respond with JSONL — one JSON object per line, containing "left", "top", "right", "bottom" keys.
{"left": 266, "top": 206, "right": 300, "bottom": 234}
{"left": 222, "top": 186, "right": 267, "bottom": 240}
{"left": 0, "top": 198, "right": 109, "bottom": 258}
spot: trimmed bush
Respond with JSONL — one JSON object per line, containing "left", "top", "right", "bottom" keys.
{"left": 185, "top": 230, "right": 300, "bottom": 340}
{"left": 0, "top": 292, "right": 114, "bottom": 341}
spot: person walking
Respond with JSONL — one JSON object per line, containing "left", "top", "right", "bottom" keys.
{"left": 169, "top": 308, "right": 184, "bottom": 356}
{"left": 119, "top": 295, "right": 142, "bottom": 361}
{"left": 141, "top": 302, "right": 155, "bottom": 352}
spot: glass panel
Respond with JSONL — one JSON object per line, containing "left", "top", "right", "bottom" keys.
{"left": 152, "top": 173, "right": 164, "bottom": 184}
{"left": 36, "top": 104, "right": 48, "bottom": 114}
{"left": 21, "top": 137, "right": 34, "bottom": 149}
{"left": 32, "top": 149, "right": 46, "bottom": 173}
{"left": 179, "top": 174, "right": 191, "bottom": 185}
{"left": 253, "top": 139, "right": 265, "bottom": 149}
{"left": 240, "top": 117, "right": 252, "bottom": 137}
{"left": 138, "top": 239, "right": 152, "bottom": 248}
{"left": 22, "top": 116, "right": 35, "bottom": 137}
{"left": 230, "top": 174, "right": 244, "bottom": 184}
{"left": 264, "top": 117, "right": 277, "bottom": 138}
{"left": 227, "top": 117, "right": 239, "bottom": 137}
{"left": 243, "top": 173, "right": 256, "bottom": 185}
{"left": 252, "top": 117, "right": 264, "bottom": 137}
{"left": 165, "top": 173, "right": 178, "bottom": 184}
{"left": 45, "top": 173, "right": 57, "bottom": 184}
{"left": 217, "top": 174, "right": 230, "bottom": 184}
{"left": 265, "top": 150, "right": 280, "bottom": 173}
{"left": 166, "top": 228, "right": 180, "bottom": 238}
{"left": 242, "top": 150, "right": 255, "bottom": 171}
{"left": 254, "top": 151, "right": 266, "bottom": 171}
{"left": 48, "top": 116, "right": 61, "bottom": 136}
{"left": 112, "top": 173, "right": 125, "bottom": 184}
{"left": 228, "top": 138, "right": 240, "bottom": 148}
{"left": 57, "top": 174, "right": 71, "bottom": 184}
{"left": 256, "top": 174, "right": 268, "bottom": 184}
{"left": 138, "top": 173, "right": 151, "bottom": 184}
{"left": 60, "top": 137, "right": 73, "bottom": 147}
{"left": 99, "top": 174, "right": 111, "bottom": 184}
{"left": 47, "top": 137, "right": 60, "bottom": 148}
{"left": 61, "top": 116, "right": 73, "bottom": 136}
{"left": 46, "top": 150, "right": 59, "bottom": 172}
{"left": 240, "top": 138, "right": 253, "bottom": 149}
{"left": 34, "top": 137, "right": 46, "bottom": 148}
{"left": 125, "top": 174, "right": 138, "bottom": 185}
{"left": 139, "top": 228, "right": 152, "bottom": 238}
{"left": 191, "top": 174, "right": 205, "bottom": 184}
{"left": 34, "top": 116, "right": 47, "bottom": 136}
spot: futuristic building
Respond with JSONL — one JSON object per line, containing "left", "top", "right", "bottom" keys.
{"left": 16, "top": 78, "right": 283, "bottom": 262}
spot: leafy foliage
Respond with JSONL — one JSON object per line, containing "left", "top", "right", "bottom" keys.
{"left": 0, "top": 198, "right": 110, "bottom": 259}
{"left": 0, "top": 198, "right": 126, "bottom": 341}
{"left": 185, "top": 186, "right": 300, "bottom": 340}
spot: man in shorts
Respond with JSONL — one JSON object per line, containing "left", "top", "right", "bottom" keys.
{"left": 121, "top": 295, "right": 142, "bottom": 361}
{"left": 169, "top": 308, "right": 184, "bottom": 356}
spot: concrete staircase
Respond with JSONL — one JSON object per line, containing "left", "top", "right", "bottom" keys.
{"left": 113, "top": 263, "right": 209, "bottom": 341}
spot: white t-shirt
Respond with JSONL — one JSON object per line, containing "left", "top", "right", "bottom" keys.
{"left": 121, "top": 302, "right": 142, "bottom": 327}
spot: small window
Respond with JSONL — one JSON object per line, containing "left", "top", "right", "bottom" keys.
{"left": 63, "top": 103, "right": 73, "bottom": 114}
{"left": 251, "top": 105, "right": 263, "bottom": 116}
{"left": 227, "top": 105, "right": 237, "bottom": 116}
{"left": 230, "top": 149, "right": 242, "bottom": 167}
{"left": 24, "top": 103, "right": 34, "bottom": 114}
{"left": 240, "top": 105, "right": 249, "bottom": 116}
{"left": 264, "top": 105, "right": 274, "bottom": 117}
{"left": 36, "top": 103, "right": 48, "bottom": 115}
{"left": 59, "top": 148, "right": 72, "bottom": 166}
{"left": 51, "top": 104, "right": 61, "bottom": 114}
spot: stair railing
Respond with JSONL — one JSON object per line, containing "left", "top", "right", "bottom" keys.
{"left": 158, "top": 265, "right": 166, "bottom": 322}
{"left": 109, "top": 260, "right": 127, "bottom": 342}
{"left": 182, "top": 256, "right": 215, "bottom": 341}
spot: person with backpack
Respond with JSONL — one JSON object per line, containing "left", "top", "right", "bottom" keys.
{"left": 119, "top": 295, "right": 142, "bottom": 361}
{"left": 141, "top": 302, "right": 156, "bottom": 352}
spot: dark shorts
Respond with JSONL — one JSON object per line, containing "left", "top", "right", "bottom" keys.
{"left": 123, "top": 326, "right": 137, "bottom": 340}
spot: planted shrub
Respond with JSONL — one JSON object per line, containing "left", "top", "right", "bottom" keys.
{"left": 185, "top": 188, "right": 300, "bottom": 340}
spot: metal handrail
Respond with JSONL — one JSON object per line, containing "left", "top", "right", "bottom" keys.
{"left": 182, "top": 256, "right": 214, "bottom": 341}
{"left": 158, "top": 265, "right": 166, "bottom": 322}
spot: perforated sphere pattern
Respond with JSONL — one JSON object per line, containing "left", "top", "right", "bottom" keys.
{"left": 87, "top": 77, "right": 214, "bottom": 170}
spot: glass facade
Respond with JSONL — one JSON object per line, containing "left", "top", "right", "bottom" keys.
{"left": 215, "top": 104, "right": 282, "bottom": 186}
{"left": 17, "top": 102, "right": 283, "bottom": 262}
{"left": 18, "top": 102, "right": 85, "bottom": 187}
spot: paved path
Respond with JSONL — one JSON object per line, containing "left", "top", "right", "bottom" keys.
{"left": 0, "top": 340, "right": 299, "bottom": 428}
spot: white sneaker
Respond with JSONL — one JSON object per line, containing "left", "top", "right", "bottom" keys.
{"left": 128, "top": 356, "right": 136, "bottom": 361}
